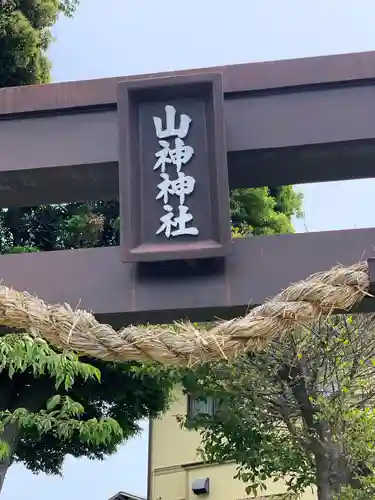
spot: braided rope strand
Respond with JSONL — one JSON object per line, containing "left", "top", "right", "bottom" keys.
{"left": 0, "top": 261, "right": 369, "bottom": 364}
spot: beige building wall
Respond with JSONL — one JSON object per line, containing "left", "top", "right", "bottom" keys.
{"left": 149, "top": 388, "right": 317, "bottom": 500}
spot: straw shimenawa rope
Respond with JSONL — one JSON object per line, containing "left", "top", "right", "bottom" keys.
{"left": 0, "top": 261, "right": 370, "bottom": 365}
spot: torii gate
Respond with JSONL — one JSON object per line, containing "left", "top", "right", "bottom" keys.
{"left": 0, "top": 51, "right": 375, "bottom": 362}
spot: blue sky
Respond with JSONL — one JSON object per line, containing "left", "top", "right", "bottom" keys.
{"left": 3, "top": 0, "right": 375, "bottom": 498}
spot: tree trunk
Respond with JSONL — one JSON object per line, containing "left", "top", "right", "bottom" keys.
{"left": 0, "top": 422, "right": 21, "bottom": 494}
{"left": 0, "top": 376, "right": 55, "bottom": 494}
{"left": 315, "top": 440, "right": 353, "bottom": 500}
{"left": 278, "top": 364, "right": 356, "bottom": 500}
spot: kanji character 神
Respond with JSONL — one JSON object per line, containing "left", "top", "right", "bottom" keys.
{"left": 156, "top": 171, "right": 196, "bottom": 205}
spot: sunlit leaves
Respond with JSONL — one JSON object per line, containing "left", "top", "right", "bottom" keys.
{"left": 46, "top": 395, "right": 61, "bottom": 411}
{"left": 0, "top": 334, "right": 101, "bottom": 389}
{"left": 230, "top": 186, "right": 303, "bottom": 236}
{"left": 0, "top": 399, "right": 123, "bottom": 448}
{"left": 0, "top": 332, "right": 125, "bottom": 466}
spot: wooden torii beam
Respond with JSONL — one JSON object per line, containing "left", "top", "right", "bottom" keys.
{"left": 1, "top": 50, "right": 375, "bottom": 327}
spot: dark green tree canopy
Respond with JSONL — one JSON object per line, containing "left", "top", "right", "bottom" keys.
{"left": 0, "top": 0, "right": 79, "bottom": 87}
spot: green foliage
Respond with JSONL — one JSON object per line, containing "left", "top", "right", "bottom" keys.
{"left": 178, "top": 315, "right": 375, "bottom": 499}
{"left": 338, "top": 478, "right": 375, "bottom": 500}
{"left": 0, "top": 334, "right": 101, "bottom": 386}
{"left": 0, "top": 332, "right": 173, "bottom": 475}
{"left": 6, "top": 246, "right": 40, "bottom": 254}
{"left": 0, "top": 1, "right": 79, "bottom": 88}
{"left": 0, "top": 186, "right": 303, "bottom": 252}
{"left": 0, "top": 9, "right": 49, "bottom": 86}
{"left": 230, "top": 186, "right": 303, "bottom": 235}
{"left": 0, "top": 335, "right": 122, "bottom": 449}
{"left": 0, "top": 203, "right": 119, "bottom": 252}
{"left": 178, "top": 361, "right": 315, "bottom": 497}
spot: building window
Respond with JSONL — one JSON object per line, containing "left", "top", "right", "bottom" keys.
{"left": 187, "top": 394, "right": 217, "bottom": 419}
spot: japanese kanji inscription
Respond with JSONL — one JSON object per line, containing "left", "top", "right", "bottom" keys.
{"left": 154, "top": 104, "right": 198, "bottom": 239}
{"left": 117, "top": 72, "right": 232, "bottom": 262}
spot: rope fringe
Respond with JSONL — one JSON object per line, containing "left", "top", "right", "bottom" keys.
{"left": 0, "top": 261, "right": 370, "bottom": 364}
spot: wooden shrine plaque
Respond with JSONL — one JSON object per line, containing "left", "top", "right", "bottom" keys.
{"left": 117, "top": 72, "right": 232, "bottom": 262}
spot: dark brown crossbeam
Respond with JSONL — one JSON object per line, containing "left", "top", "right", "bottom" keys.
{"left": 1, "top": 51, "right": 375, "bottom": 207}
{"left": 0, "top": 228, "right": 373, "bottom": 327}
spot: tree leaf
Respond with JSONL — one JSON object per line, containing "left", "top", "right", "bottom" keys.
{"left": 46, "top": 395, "right": 61, "bottom": 411}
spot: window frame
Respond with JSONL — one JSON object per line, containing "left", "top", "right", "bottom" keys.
{"left": 186, "top": 394, "right": 218, "bottom": 419}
